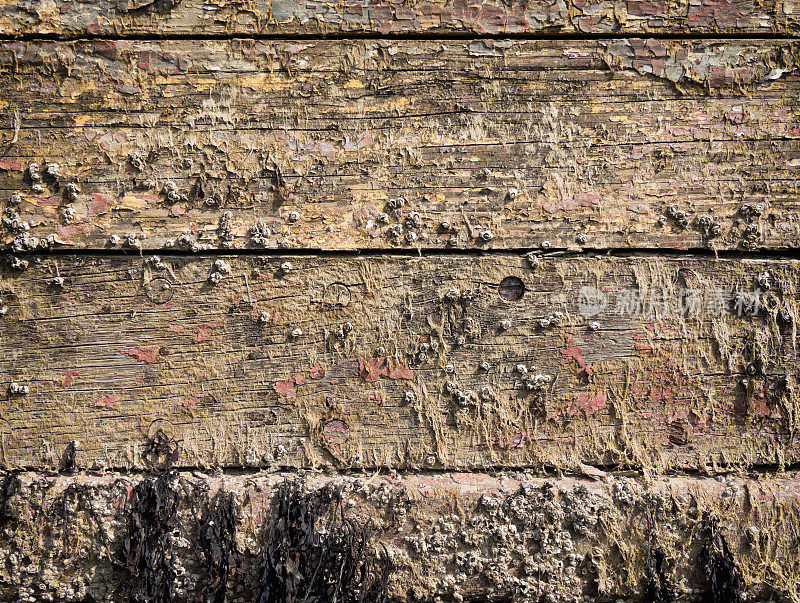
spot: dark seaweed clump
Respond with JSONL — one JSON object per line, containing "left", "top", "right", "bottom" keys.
{"left": 257, "top": 479, "right": 391, "bottom": 603}
{"left": 699, "top": 513, "right": 742, "bottom": 603}
{"left": 644, "top": 538, "right": 674, "bottom": 603}
{"left": 117, "top": 474, "right": 180, "bottom": 603}
{"left": 143, "top": 428, "right": 180, "bottom": 471}
{"left": 0, "top": 472, "right": 18, "bottom": 529}
{"left": 196, "top": 489, "right": 241, "bottom": 603}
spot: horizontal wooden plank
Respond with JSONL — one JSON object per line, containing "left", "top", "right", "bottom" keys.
{"left": 2, "top": 471, "right": 799, "bottom": 601}
{"left": 0, "top": 0, "right": 798, "bottom": 36}
{"left": 1, "top": 39, "right": 798, "bottom": 252}
{"left": 0, "top": 254, "right": 798, "bottom": 471}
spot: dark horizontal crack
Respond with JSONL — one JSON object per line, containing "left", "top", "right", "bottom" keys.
{"left": 3, "top": 461, "right": 799, "bottom": 478}
{"left": 0, "top": 32, "right": 798, "bottom": 43}
{"left": 5, "top": 245, "right": 800, "bottom": 261}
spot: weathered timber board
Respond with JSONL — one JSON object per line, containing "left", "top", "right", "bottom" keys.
{"left": 1, "top": 0, "right": 798, "bottom": 36}
{"left": 1, "top": 39, "right": 799, "bottom": 252}
{"left": 2, "top": 471, "right": 799, "bottom": 601}
{"left": 0, "top": 254, "right": 798, "bottom": 471}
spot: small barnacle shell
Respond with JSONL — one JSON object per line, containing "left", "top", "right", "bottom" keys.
{"left": 213, "top": 259, "right": 231, "bottom": 274}
{"left": 280, "top": 261, "right": 292, "bottom": 273}
{"left": 63, "top": 183, "right": 79, "bottom": 202}
{"left": 290, "top": 327, "right": 303, "bottom": 338}
{"left": 8, "top": 382, "right": 29, "bottom": 395}
{"left": 258, "top": 311, "right": 271, "bottom": 324}
{"left": 288, "top": 211, "right": 300, "bottom": 222}
{"left": 444, "top": 287, "right": 460, "bottom": 302}
{"left": 479, "top": 230, "right": 494, "bottom": 242}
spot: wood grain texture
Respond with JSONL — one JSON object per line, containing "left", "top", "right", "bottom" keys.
{"left": 1, "top": 39, "right": 798, "bottom": 252}
{"left": 1, "top": 0, "right": 798, "bottom": 37}
{"left": 0, "top": 253, "right": 797, "bottom": 471}
{"left": 2, "top": 471, "right": 799, "bottom": 602}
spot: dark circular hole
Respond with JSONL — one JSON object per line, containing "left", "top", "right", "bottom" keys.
{"left": 499, "top": 276, "right": 525, "bottom": 301}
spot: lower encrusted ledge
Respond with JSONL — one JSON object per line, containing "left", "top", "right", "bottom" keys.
{"left": 0, "top": 470, "right": 798, "bottom": 602}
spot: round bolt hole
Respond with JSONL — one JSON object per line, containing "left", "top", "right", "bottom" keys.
{"left": 498, "top": 276, "right": 525, "bottom": 301}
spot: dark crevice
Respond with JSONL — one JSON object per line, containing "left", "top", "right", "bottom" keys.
{"left": 256, "top": 478, "right": 391, "bottom": 603}
{"left": 6, "top": 244, "right": 800, "bottom": 262}
{"left": 0, "top": 32, "right": 798, "bottom": 43}
{"left": 2, "top": 460, "right": 799, "bottom": 478}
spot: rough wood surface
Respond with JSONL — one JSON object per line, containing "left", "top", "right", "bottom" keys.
{"left": 0, "top": 253, "right": 798, "bottom": 472}
{"left": 1, "top": 39, "right": 799, "bottom": 252}
{"left": 1, "top": 471, "right": 798, "bottom": 602}
{"left": 1, "top": 0, "right": 798, "bottom": 37}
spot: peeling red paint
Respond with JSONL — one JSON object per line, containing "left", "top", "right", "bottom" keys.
{"left": 308, "top": 365, "right": 326, "bottom": 379}
{"left": 193, "top": 320, "right": 224, "bottom": 343}
{"left": 167, "top": 325, "right": 184, "bottom": 333}
{"left": 560, "top": 335, "right": 593, "bottom": 377}
{"left": 322, "top": 419, "right": 350, "bottom": 453}
{"left": 632, "top": 364, "right": 690, "bottom": 404}
{"left": 96, "top": 394, "right": 118, "bottom": 409}
{"left": 542, "top": 191, "right": 599, "bottom": 214}
{"left": 571, "top": 391, "right": 607, "bottom": 416}
{"left": 275, "top": 375, "right": 306, "bottom": 400}
{"left": 61, "top": 370, "right": 79, "bottom": 387}
{"left": 358, "top": 357, "right": 414, "bottom": 382}
{"left": 88, "top": 193, "right": 114, "bottom": 216}
{"left": 127, "top": 347, "right": 158, "bottom": 363}
{"left": 0, "top": 160, "right": 23, "bottom": 172}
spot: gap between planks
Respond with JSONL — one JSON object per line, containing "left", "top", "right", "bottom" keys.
{"left": 3, "top": 461, "right": 800, "bottom": 477}
{"left": 12, "top": 246, "right": 800, "bottom": 262}
{"left": 0, "top": 32, "right": 799, "bottom": 43}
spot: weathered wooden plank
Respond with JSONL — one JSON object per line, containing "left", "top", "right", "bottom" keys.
{"left": 1, "top": 0, "right": 798, "bottom": 37}
{"left": 1, "top": 471, "right": 799, "bottom": 601}
{"left": 1, "top": 39, "right": 798, "bottom": 252}
{"left": 0, "top": 254, "right": 798, "bottom": 471}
